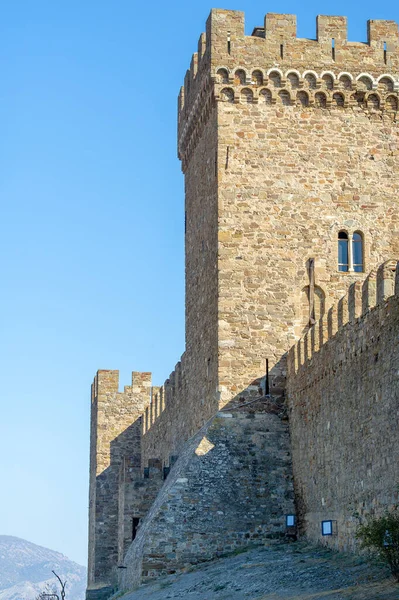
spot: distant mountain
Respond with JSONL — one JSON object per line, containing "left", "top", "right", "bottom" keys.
{"left": 0, "top": 536, "right": 86, "bottom": 600}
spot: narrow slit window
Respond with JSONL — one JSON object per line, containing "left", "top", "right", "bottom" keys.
{"left": 338, "top": 231, "right": 349, "bottom": 272}
{"left": 332, "top": 38, "right": 335, "bottom": 61}
{"left": 227, "top": 32, "right": 231, "bottom": 54}
{"left": 352, "top": 232, "right": 364, "bottom": 272}
{"left": 132, "top": 517, "right": 140, "bottom": 541}
{"left": 280, "top": 44, "right": 284, "bottom": 59}
{"left": 384, "top": 41, "right": 387, "bottom": 64}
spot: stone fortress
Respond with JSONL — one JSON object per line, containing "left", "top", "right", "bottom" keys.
{"left": 86, "top": 9, "right": 399, "bottom": 599}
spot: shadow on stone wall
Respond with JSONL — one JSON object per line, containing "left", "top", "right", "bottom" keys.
{"left": 91, "top": 351, "right": 292, "bottom": 595}
{"left": 119, "top": 395, "right": 295, "bottom": 592}
{"left": 141, "top": 352, "right": 289, "bottom": 470}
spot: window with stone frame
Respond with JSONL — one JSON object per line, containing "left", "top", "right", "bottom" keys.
{"left": 338, "top": 230, "right": 364, "bottom": 272}
{"left": 352, "top": 231, "right": 364, "bottom": 272}
{"left": 338, "top": 231, "right": 349, "bottom": 272}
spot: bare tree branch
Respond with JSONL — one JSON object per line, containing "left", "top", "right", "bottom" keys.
{"left": 52, "top": 570, "right": 67, "bottom": 600}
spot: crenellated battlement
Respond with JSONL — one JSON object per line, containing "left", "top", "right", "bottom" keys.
{"left": 178, "top": 9, "right": 399, "bottom": 168}
{"left": 287, "top": 259, "right": 399, "bottom": 551}
{"left": 90, "top": 355, "right": 190, "bottom": 473}
{"left": 92, "top": 370, "right": 152, "bottom": 408}
{"left": 141, "top": 355, "right": 188, "bottom": 466}
{"left": 288, "top": 259, "right": 399, "bottom": 376}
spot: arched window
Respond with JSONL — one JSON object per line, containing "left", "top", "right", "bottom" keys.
{"left": 338, "top": 231, "right": 349, "bottom": 272}
{"left": 352, "top": 232, "right": 363, "bottom": 272}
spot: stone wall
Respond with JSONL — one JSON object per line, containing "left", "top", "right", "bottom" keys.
{"left": 87, "top": 371, "right": 152, "bottom": 589}
{"left": 182, "top": 101, "right": 220, "bottom": 423}
{"left": 141, "top": 357, "right": 191, "bottom": 468}
{"left": 117, "top": 458, "right": 163, "bottom": 566}
{"left": 120, "top": 405, "right": 295, "bottom": 590}
{"left": 287, "top": 260, "right": 399, "bottom": 551}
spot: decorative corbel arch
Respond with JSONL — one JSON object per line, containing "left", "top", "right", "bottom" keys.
{"left": 251, "top": 68, "right": 266, "bottom": 84}
{"left": 303, "top": 69, "right": 319, "bottom": 79}
{"left": 285, "top": 69, "right": 301, "bottom": 79}
{"left": 278, "top": 88, "right": 293, "bottom": 106}
{"left": 240, "top": 87, "right": 254, "bottom": 103}
{"left": 320, "top": 71, "right": 336, "bottom": 79}
{"left": 338, "top": 71, "right": 354, "bottom": 81}
{"left": 365, "top": 91, "right": 382, "bottom": 109}
{"left": 214, "top": 66, "right": 230, "bottom": 84}
{"left": 377, "top": 73, "right": 396, "bottom": 84}
{"left": 233, "top": 67, "right": 251, "bottom": 85}
{"left": 214, "top": 65, "right": 231, "bottom": 76}
{"left": 356, "top": 73, "right": 376, "bottom": 90}
{"left": 267, "top": 67, "right": 284, "bottom": 77}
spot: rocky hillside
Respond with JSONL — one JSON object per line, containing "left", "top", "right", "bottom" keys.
{"left": 118, "top": 541, "right": 398, "bottom": 600}
{"left": 0, "top": 536, "right": 86, "bottom": 600}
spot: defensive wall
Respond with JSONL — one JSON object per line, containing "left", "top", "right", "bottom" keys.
{"left": 88, "top": 355, "right": 221, "bottom": 593}
{"left": 88, "top": 371, "right": 162, "bottom": 589}
{"left": 287, "top": 260, "right": 399, "bottom": 550}
{"left": 141, "top": 355, "right": 193, "bottom": 467}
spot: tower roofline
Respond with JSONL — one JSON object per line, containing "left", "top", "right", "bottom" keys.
{"left": 178, "top": 9, "right": 399, "bottom": 169}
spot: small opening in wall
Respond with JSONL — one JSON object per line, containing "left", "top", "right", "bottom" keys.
{"left": 132, "top": 517, "right": 140, "bottom": 541}
{"left": 280, "top": 44, "right": 284, "bottom": 59}
{"left": 207, "top": 357, "right": 210, "bottom": 379}
{"left": 286, "top": 515, "right": 296, "bottom": 527}
{"left": 331, "top": 38, "right": 335, "bottom": 61}
{"left": 384, "top": 41, "right": 387, "bottom": 64}
{"left": 338, "top": 231, "right": 349, "bottom": 272}
{"left": 184, "top": 211, "right": 187, "bottom": 234}
{"left": 227, "top": 31, "right": 231, "bottom": 54}
{"left": 321, "top": 520, "right": 338, "bottom": 536}
{"left": 352, "top": 231, "right": 364, "bottom": 272}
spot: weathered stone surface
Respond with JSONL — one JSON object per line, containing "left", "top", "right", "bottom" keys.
{"left": 88, "top": 371, "right": 161, "bottom": 589}
{"left": 120, "top": 409, "right": 294, "bottom": 590}
{"left": 287, "top": 262, "right": 399, "bottom": 552}
{"left": 85, "top": 585, "right": 115, "bottom": 600}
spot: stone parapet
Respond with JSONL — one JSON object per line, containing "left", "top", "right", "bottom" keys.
{"left": 288, "top": 260, "right": 399, "bottom": 374}
{"left": 287, "top": 259, "right": 399, "bottom": 551}
{"left": 178, "top": 10, "right": 399, "bottom": 167}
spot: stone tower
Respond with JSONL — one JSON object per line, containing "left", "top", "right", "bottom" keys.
{"left": 87, "top": 9, "right": 399, "bottom": 597}
{"left": 179, "top": 9, "right": 399, "bottom": 409}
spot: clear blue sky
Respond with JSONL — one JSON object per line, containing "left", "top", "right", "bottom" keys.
{"left": 0, "top": 0, "right": 398, "bottom": 567}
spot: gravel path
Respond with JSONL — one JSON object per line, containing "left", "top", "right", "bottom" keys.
{"left": 115, "top": 541, "right": 398, "bottom": 600}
